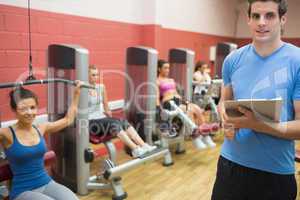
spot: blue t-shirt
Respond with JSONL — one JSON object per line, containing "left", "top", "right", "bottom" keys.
{"left": 221, "top": 42, "right": 300, "bottom": 174}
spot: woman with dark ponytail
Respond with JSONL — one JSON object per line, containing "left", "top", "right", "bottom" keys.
{"left": 157, "top": 59, "right": 218, "bottom": 149}
{"left": 0, "top": 82, "right": 83, "bottom": 200}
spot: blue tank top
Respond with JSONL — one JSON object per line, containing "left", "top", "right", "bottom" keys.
{"left": 4, "top": 125, "right": 51, "bottom": 200}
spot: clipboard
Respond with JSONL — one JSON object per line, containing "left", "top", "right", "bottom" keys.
{"left": 224, "top": 98, "right": 282, "bottom": 122}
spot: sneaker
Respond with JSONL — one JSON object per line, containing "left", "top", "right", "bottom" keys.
{"left": 192, "top": 136, "right": 207, "bottom": 150}
{"left": 142, "top": 143, "right": 157, "bottom": 152}
{"left": 132, "top": 147, "right": 147, "bottom": 158}
{"left": 202, "top": 135, "right": 216, "bottom": 148}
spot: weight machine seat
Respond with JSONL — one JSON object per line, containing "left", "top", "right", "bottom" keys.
{"left": 89, "top": 112, "right": 126, "bottom": 145}
{"left": 90, "top": 134, "right": 115, "bottom": 145}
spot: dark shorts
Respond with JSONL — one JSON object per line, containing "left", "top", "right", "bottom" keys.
{"left": 162, "top": 97, "right": 181, "bottom": 110}
{"left": 89, "top": 117, "right": 130, "bottom": 137}
{"left": 211, "top": 156, "right": 297, "bottom": 200}
{"left": 159, "top": 97, "right": 184, "bottom": 133}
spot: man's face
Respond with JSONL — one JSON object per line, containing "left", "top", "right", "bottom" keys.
{"left": 248, "top": 1, "right": 286, "bottom": 45}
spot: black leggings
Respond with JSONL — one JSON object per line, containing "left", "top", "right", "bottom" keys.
{"left": 159, "top": 97, "right": 184, "bottom": 132}
{"left": 162, "top": 97, "right": 181, "bottom": 110}
{"left": 89, "top": 117, "right": 130, "bottom": 137}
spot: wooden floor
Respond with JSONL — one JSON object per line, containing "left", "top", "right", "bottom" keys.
{"left": 79, "top": 134, "right": 300, "bottom": 200}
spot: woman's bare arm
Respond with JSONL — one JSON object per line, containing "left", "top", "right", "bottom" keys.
{"left": 39, "top": 81, "right": 83, "bottom": 135}
{"left": 102, "top": 84, "right": 112, "bottom": 117}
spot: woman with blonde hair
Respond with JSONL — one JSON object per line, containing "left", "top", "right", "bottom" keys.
{"left": 88, "top": 65, "right": 156, "bottom": 158}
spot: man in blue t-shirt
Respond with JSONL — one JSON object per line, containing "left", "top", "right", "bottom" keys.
{"left": 211, "top": 0, "right": 300, "bottom": 200}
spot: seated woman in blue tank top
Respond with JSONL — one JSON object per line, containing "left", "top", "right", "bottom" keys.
{"left": 88, "top": 65, "right": 156, "bottom": 158}
{"left": 0, "top": 81, "right": 83, "bottom": 200}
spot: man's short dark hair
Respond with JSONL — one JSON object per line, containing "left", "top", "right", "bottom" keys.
{"left": 248, "top": 0, "right": 288, "bottom": 18}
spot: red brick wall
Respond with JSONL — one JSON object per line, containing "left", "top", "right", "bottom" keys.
{"left": 0, "top": 5, "right": 144, "bottom": 120}
{"left": 0, "top": 4, "right": 235, "bottom": 120}
{"left": 141, "top": 25, "right": 235, "bottom": 76}
{"left": 141, "top": 25, "right": 235, "bottom": 62}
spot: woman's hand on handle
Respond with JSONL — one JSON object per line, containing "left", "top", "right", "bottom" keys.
{"left": 39, "top": 80, "right": 85, "bottom": 135}
{"left": 74, "top": 80, "right": 83, "bottom": 94}
{"left": 66, "top": 80, "right": 84, "bottom": 125}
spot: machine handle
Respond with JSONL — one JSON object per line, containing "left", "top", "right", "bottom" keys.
{"left": 0, "top": 78, "right": 94, "bottom": 89}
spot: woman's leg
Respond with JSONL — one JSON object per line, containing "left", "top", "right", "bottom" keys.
{"left": 177, "top": 103, "right": 208, "bottom": 149}
{"left": 90, "top": 118, "right": 146, "bottom": 157}
{"left": 125, "top": 126, "right": 145, "bottom": 146}
{"left": 90, "top": 118, "right": 139, "bottom": 150}
{"left": 188, "top": 103, "right": 216, "bottom": 147}
{"left": 42, "top": 181, "right": 79, "bottom": 200}
{"left": 125, "top": 126, "right": 157, "bottom": 152}
{"left": 180, "top": 102, "right": 216, "bottom": 148}
{"left": 179, "top": 104, "right": 199, "bottom": 126}
{"left": 117, "top": 130, "right": 139, "bottom": 150}
{"left": 118, "top": 130, "right": 149, "bottom": 157}
{"left": 187, "top": 103, "right": 205, "bottom": 125}
{"left": 14, "top": 191, "right": 54, "bottom": 200}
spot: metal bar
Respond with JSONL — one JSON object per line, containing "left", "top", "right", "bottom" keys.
{"left": 169, "top": 100, "right": 197, "bottom": 131}
{"left": 86, "top": 182, "right": 111, "bottom": 190}
{"left": 0, "top": 79, "right": 94, "bottom": 89}
{"left": 105, "top": 148, "right": 169, "bottom": 180}
{"left": 89, "top": 175, "right": 98, "bottom": 182}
